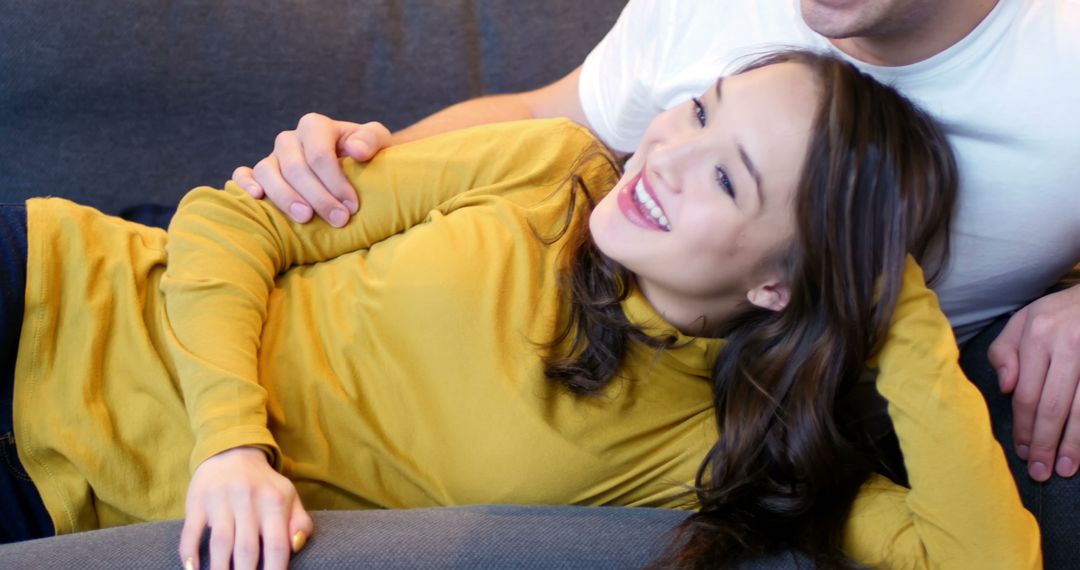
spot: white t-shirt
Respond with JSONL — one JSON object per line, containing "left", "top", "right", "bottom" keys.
{"left": 579, "top": 0, "right": 1080, "bottom": 342}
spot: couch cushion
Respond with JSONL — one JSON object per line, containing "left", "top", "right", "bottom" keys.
{"left": 0, "top": 0, "right": 625, "bottom": 212}
{"left": 0, "top": 506, "right": 685, "bottom": 569}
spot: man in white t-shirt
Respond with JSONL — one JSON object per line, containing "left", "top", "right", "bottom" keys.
{"left": 233, "top": 0, "right": 1079, "bottom": 549}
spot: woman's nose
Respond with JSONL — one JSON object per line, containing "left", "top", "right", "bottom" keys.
{"left": 646, "top": 134, "right": 699, "bottom": 193}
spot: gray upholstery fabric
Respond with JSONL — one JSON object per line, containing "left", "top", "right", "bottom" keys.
{"left": 0, "top": 507, "right": 685, "bottom": 569}
{"left": 0, "top": 0, "right": 625, "bottom": 212}
{"left": 0, "top": 506, "right": 810, "bottom": 569}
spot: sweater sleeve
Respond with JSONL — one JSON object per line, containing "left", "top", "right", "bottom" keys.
{"left": 842, "top": 257, "right": 1042, "bottom": 568}
{"left": 160, "top": 118, "right": 608, "bottom": 472}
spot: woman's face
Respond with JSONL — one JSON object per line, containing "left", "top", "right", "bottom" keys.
{"left": 589, "top": 62, "right": 821, "bottom": 334}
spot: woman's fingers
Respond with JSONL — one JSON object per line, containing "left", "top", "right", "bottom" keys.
{"left": 289, "top": 494, "right": 315, "bottom": 554}
{"left": 178, "top": 507, "right": 207, "bottom": 570}
{"left": 179, "top": 491, "right": 299, "bottom": 570}
{"left": 207, "top": 515, "right": 235, "bottom": 570}
{"left": 257, "top": 504, "right": 292, "bottom": 570}
{"left": 181, "top": 448, "right": 312, "bottom": 569}
{"left": 230, "top": 493, "right": 261, "bottom": 570}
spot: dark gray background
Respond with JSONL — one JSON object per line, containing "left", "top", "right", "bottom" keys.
{"left": 0, "top": 1, "right": 626, "bottom": 213}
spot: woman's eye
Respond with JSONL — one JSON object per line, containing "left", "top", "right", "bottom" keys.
{"left": 692, "top": 97, "right": 707, "bottom": 127}
{"left": 715, "top": 166, "right": 735, "bottom": 198}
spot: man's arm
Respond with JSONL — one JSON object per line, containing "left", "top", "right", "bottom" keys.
{"left": 232, "top": 66, "right": 588, "bottom": 226}
{"left": 393, "top": 67, "right": 589, "bottom": 145}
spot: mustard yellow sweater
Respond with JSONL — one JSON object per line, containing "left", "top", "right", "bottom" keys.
{"left": 14, "top": 119, "right": 1039, "bottom": 567}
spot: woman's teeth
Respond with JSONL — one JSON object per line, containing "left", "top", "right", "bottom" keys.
{"left": 634, "top": 179, "right": 671, "bottom": 231}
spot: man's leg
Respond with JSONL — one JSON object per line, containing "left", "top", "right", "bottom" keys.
{"left": 960, "top": 317, "right": 1080, "bottom": 569}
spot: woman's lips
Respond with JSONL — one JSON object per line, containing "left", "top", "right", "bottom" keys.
{"left": 617, "top": 173, "right": 670, "bottom": 232}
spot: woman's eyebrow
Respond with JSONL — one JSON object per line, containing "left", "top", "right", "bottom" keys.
{"left": 716, "top": 76, "right": 765, "bottom": 205}
{"left": 740, "top": 146, "right": 764, "bottom": 206}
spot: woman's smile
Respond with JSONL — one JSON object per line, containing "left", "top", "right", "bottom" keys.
{"left": 617, "top": 172, "right": 671, "bottom": 232}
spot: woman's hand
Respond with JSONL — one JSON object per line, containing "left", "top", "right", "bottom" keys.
{"left": 179, "top": 447, "right": 314, "bottom": 570}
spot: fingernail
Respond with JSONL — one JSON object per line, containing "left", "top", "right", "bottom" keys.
{"left": 329, "top": 208, "right": 349, "bottom": 227}
{"left": 1017, "top": 444, "right": 1029, "bottom": 460}
{"left": 342, "top": 200, "right": 357, "bottom": 213}
{"left": 1030, "top": 461, "right": 1049, "bottom": 481}
{"left": 183, "top": 557, "right": 196, "bottom": 570}
{"left": 291, "top": 530, "right": 308, "bottom": 553}
{"left": 290, "top": 202, "right": 313, "bottom": 222}
{"left": 1056, "top": 456, "right": 1076, "bottom": 477}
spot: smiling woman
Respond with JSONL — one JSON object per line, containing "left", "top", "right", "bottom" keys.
{"left": 590, "top": 62, "right": 819, "bottom": 334}
{"left": 542, "top": 50, "right": 995, "bottom": 566}
{"left": 0, "top": 50, "right": 1039, "bottom": 569}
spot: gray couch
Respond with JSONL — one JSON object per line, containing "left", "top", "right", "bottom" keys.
{"left": 0, "top": 0, "right": 623, "bottom": 212}
{"left": 2, "top": 507, "right": 696, "bottom": 569}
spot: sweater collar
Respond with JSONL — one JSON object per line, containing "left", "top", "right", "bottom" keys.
{"left": 621, "top": 285, "right": 725, "bottom": 378}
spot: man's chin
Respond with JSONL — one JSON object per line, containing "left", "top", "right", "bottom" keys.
{"left": 799, "top": 0, "right": 872, "bottom": 39}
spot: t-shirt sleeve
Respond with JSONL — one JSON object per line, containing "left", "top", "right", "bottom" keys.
{"left": 160, "top": 118, "right": 609, "bottom": 472}
{"left": 579, "top": 0, "right": 678, "bottom": 153}
{"left": 842, "top": 257, "right": 1041, "bottom": 568}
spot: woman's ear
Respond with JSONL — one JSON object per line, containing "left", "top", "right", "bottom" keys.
{"left": 746, "top": 280, "right": 790, "bottom": 312}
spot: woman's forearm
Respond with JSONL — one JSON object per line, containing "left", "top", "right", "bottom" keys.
{"left": 843, "top": 258, "right": 1041, "bottom": 568}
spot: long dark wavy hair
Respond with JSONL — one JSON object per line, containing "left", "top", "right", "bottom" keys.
{"left": 542, "top": 50, "right": 958, "bottom": 567}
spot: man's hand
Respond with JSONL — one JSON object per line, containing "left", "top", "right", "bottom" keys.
{"left": 989, "top": 284, "right": 1080, "bottom": 481}
{"left": 232, "top": 113, "right": 391, "bottom": 227}
{"left": 179, "top": 447, "right": 314, "bottom": 570}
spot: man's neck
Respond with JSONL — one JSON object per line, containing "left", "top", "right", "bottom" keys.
{"left": 830, "top": 0, "right": 1000, "bottom": 67}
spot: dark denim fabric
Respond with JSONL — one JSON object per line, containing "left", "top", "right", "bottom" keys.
{"left": 0, "top": 203, "right": 53, "bottom": 543}
{"left": 961, "top": 317, "right": 1080, "bottom": 569}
